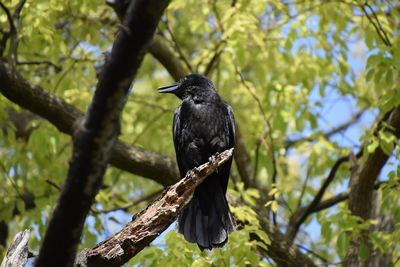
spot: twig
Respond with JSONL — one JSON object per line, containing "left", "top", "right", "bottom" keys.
{"left": 131, "top": 110, "right": 166, "bottom": 145}
{"left": 16, "top": 60, "right": 62, "bottom": 72}
{"left": 285, "top": 110, "right": 365, "bottom": 148}
{"left": 296, "top": 244, "right": 329, "bottom": 264}
{"left": 360, "top": 4, "right": 392, "bottom": 46}
{"left": 13, "top": 0, "right": 26, "bottom": 20}
{"left": 162, "top": 17, "right": 194, "bottom": 73}
{"left": 45, "top": 179, "right": 62, "bottom": 191}
{"left": 0, "top": 2, "right": 14, "bottom": 57}
{"left": 0, "top": 2, "right": 16, "bottom": 35}
{"left": 286, "top": 154, "right": 353, "bottom": 242}
{"left": 93, "top": 189, "right": 164, "bottom": 214}
{"left": 7, "top": 0, "right": 26, "bottom": 65}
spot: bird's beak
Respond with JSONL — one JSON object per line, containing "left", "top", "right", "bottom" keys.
{"left": 158, "top": 83, "right": 179, "bottom": 93}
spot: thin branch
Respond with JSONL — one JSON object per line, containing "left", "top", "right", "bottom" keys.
{"left": 131, "top": 110, "right": 166, "bottom": 145}
{"left": 286, "top": 154, "right": 352, "bottom": 242}
{"left": 0, "top": 2, "right": 14, "bottom": 57}
{"left": 45, "top": 179, "right": 62, "bottom": 191}
{"left": 162, "top": 17, "right": 194, "bottom": 73}
{"left": 148, "top": 36, "right": 189, "bottom": 80}
{"left": 285, "top": 109, "right": 365, "bottom": 148}
{"left": 93, "top": 189, "right": 163, "bottom": 214}
{"left": 361, "top": 4, "right": 392, "bottom": 46}
{"left": 7, "top": 0, "right": 26, "bottom": 66}
{"left": 296, "top": 244, "right": 329, "bottom": 265}
{"left": 16, "top": 60, "right": 61, "bottom": 72}
{"left": 298, "top": 180, "right": 389, "bottom": 218}
{"left": 12, "top": 0, "right": 26, "bottom": 21}
{"left": 0, "top": 2, "right": 16, "bottom": 35}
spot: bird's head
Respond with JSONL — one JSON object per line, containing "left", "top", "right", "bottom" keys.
{"left": 158, "top": 74, "right": 216, "bottom": 100}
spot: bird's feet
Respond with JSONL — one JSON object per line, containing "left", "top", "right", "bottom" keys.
{"left": 187, "top": 167, "right": 200, "bottom": 177}
{"left": 209, "top": 152, "right": 219, "bottom": 164}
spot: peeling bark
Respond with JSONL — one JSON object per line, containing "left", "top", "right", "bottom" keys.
{"left": 1, "top": 230, "right": 30, "bottom": 267}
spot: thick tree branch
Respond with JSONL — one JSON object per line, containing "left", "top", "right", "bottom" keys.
{"left": 345, "top": 106, "right": 400, "bottom": 266}
{"left": 0, "top": 61, "right": 179, "bottom": 186}
{"left": 76, "top": 149, "right": 234, "bottom": 267}
{"left": 36, "top": 1, "right": 170, "bottom": 266}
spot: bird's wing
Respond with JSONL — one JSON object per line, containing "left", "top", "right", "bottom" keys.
{"left": 215, "top": 104, "right": 235, "bottom": 194}
{"left": 226, "top": 105, "right": 236, "bottom": 147}
{"left": 172, "top": 106, "right": 185, "bottom": 177}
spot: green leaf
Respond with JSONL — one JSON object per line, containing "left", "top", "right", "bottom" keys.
{"left": 358, "top": 242, "right": 370, "bottom": 261}
{"left": 337, "top": 232, "right": 350, "bottom": 259}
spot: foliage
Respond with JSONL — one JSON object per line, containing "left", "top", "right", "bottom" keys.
{"left": 0, "top": 0, "right": 399, "bottom": 266}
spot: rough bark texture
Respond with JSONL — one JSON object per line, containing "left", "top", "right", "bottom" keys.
{"left": 1, "top": 230, "right": 30, "bottom": 267}
{"left": 75, "top": 149, "right": 233, "bottom": 267}
{"left": 345, "top": 106, "right": 400, "bottom": 267}
{"left": 0, "top": 61, "right": 179, "bottom": 186}
{"left": 35, "top": 0, "right": 170, "bottom": 266}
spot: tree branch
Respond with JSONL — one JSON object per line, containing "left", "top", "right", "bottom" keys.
{"left": 285, "top": 109, "right": 365, "bottom": 148}
{"left": 286, "top": 154, "right": 351, "bottom": 242}
{"left": 0, "top": 61, "right": 179, "bottom": 186}
{"left": 255, "top": 215, "right": 317, "bottom": 267}
{"left": 345, "top": 106, "right": 400, "bottom": 266}
{"left": 148, "top": 37, "right": 189, "bottom": 81}
{"left": 76, "top": 149, "right": 234, "bottom": 267}
{"left": 36, "top": 1, "right": 170, "bottom": 266}
{"left": 1, "top": 230, "right": 30, "bottom": 267}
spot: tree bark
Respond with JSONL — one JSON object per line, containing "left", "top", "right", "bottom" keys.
{"left": 345, "top": 106, "right": 400, "bottom": 267}
{"left": 1, "top": 230, "right": 30, "bottom": 267}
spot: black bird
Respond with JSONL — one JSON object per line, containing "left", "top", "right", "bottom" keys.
{"left": 158, "top": 74, "right": 236, "bottom": 250}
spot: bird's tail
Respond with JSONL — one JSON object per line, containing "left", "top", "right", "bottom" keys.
{"left": 177, "top": 184, "right": 235, "bottom": 250}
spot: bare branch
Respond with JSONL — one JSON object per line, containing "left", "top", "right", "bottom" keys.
{"left": 93, "top": 188, "right": 163, "bottom": 214}
{"left": 254, "top": 215, "right": 317, "bottom": 267}
{"left": 162, "top": 17, "right": 194, "bottom": 73}
{"left": 295, "top": 180, "right": 388, "bottom": 218}
{"left": 0, "top": 2, "right": 16, "bottom": 35}
{"left": 360, "top": 4, "right": 392, "bottom": 46}
{"left": 286, "top": 154, "right": 351, "bottom": 242}
{"left": 16, "top": 60, "right": 62, "bottom": 72}
{"left": 285, "top": 109, "right": 365, "bottom": 148}
{"left": 76, "top": 149, "right": 234, "bottom": 267}
{"left": 1, "top": 230, "right": 30, "bottom": 267}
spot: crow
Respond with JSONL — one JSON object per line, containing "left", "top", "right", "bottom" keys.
{"left": 158, "top": 74, "right": 236, "bottom": 250}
